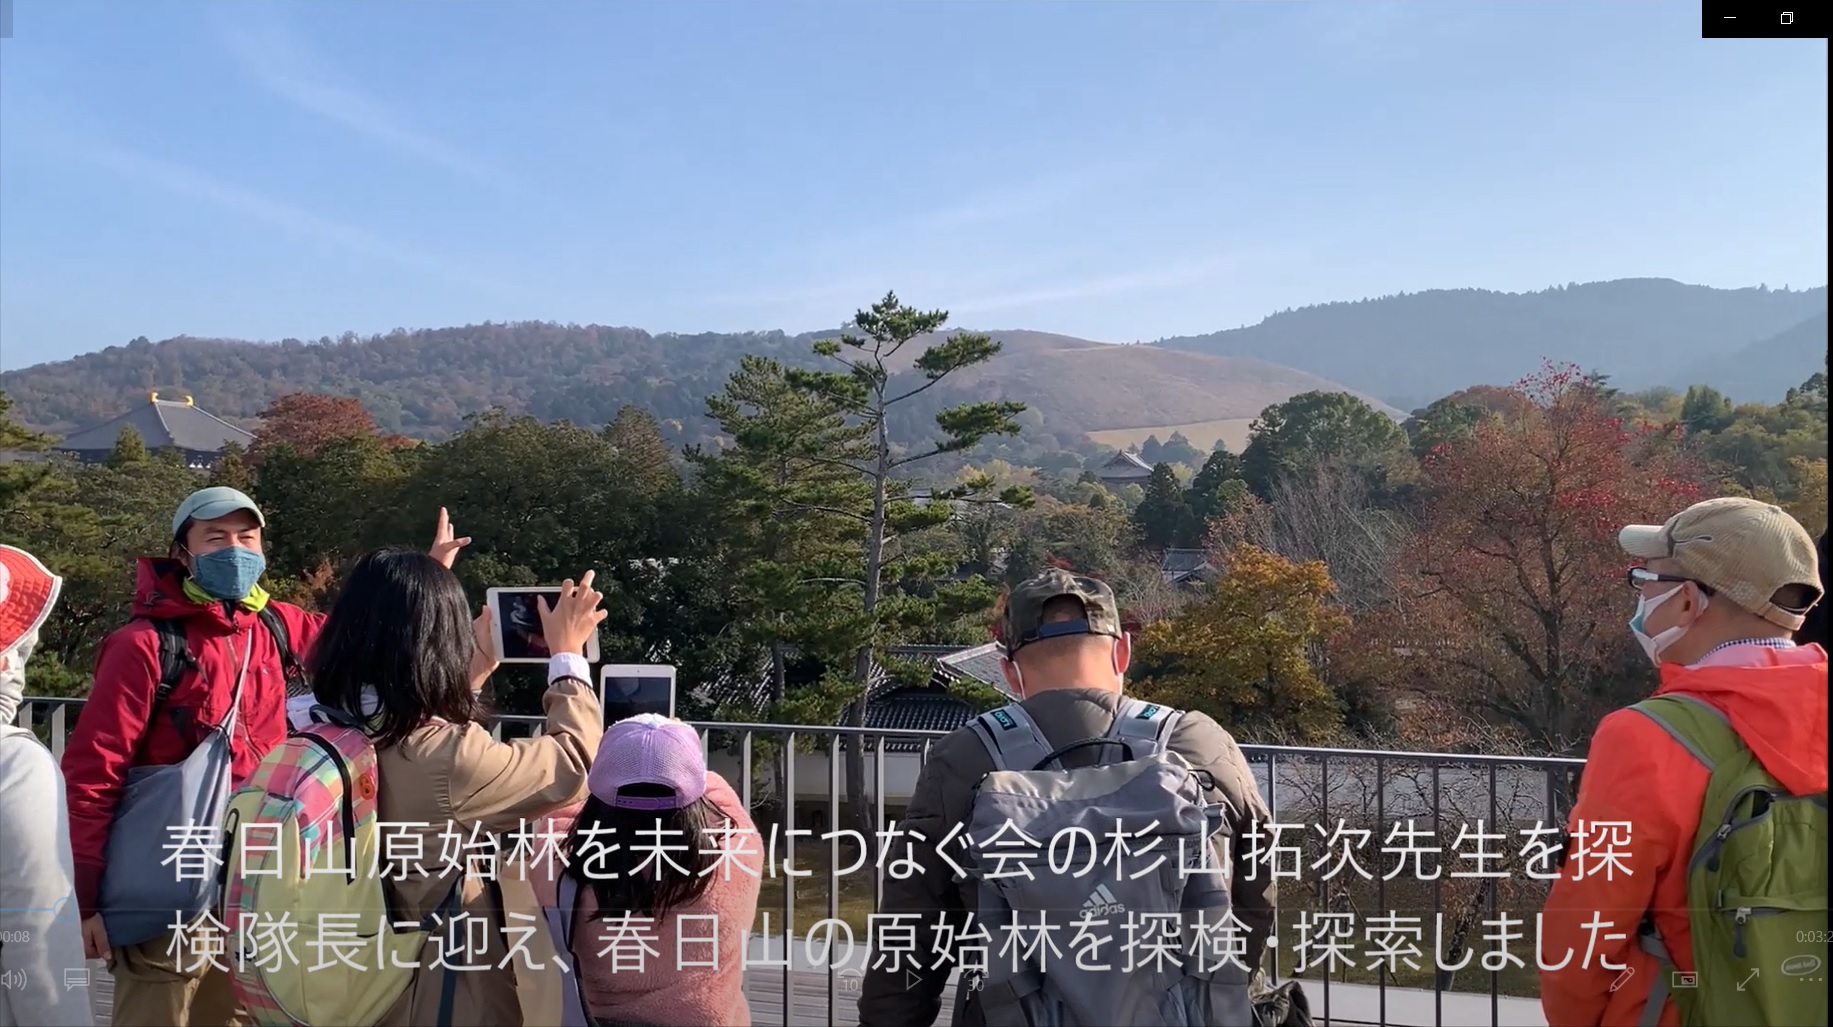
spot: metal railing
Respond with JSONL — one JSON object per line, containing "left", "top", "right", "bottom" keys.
{"left": 18, "top": 696, "right": 1584, "bottom": 1027}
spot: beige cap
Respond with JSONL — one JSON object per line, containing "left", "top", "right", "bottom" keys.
{"left": 1619, "top": 497, "right": 1823, "bottom": 630}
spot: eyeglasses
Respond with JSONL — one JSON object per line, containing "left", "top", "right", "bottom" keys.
{"left": 1626, "top": 567, "right": 1717, "bottom": 596}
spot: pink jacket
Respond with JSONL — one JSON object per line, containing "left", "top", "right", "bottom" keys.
{"left": 534, "top": 773, "right": 764, "bottom": 1027}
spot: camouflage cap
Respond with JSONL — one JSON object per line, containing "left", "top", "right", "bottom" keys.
{"left": 1000, "top": 568, "right": 1125, "bottom": 655}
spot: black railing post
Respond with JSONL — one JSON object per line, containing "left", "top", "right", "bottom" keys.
{"left": 19, "top": 697, "right": 1590, "bottom": 1027}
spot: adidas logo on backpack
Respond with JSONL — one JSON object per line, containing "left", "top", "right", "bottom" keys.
{"left": 961, "top": 697, "right": 1255, "bottom": 1027}
{"left": 1080, "top": 883, "right": 1125, "bottom": 920}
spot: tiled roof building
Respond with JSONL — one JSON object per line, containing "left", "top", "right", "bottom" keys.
{"left": 56, "top": 392, "right": 252, "bottom": 470}
{"left": 696, "top": 641, "right": 1014, "bottom": 752}
{"left": 1096, "top": 449, "right": 1154, "bottom": 489}
{"left": 1160, "top": 547, "right": 1218, "bottom": 585}
{"left": 837, "top": 641, "right": 1012, "bottom": 750}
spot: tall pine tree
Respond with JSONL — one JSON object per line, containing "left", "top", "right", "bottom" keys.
{"left": 1132, "top": 462, "right": 1195, "bottom": 549}
{"left": 689, "top": 355, "right": 874, "bottom": 719}
{"left": 789, "top": 293, "right": 1028, "bottom": 848}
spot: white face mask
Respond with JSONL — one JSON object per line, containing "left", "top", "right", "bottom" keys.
{"left": 0, "top": 628, "right": 38, "bottom": 726}
{"left": 1630, "top": 586, "right": 1705, "bottom": 667}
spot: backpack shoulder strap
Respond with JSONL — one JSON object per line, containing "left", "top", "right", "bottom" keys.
{"left": 1627, "top": 693, "right": 1755, "bottom": 1027}
{"left": 418, "top": 861, "right": 480, "bottom": 1027}
{"left": 256, "top": 605, "right": 309, "bottom": 695}
{"left": 970, "top": 703, "right": 1055, "bottom": 773}
{"left": 119, "top": 617, "right": 198, "bottom": 768}
{"left": 1107, "top": 696, "right": 1184, "bottom": 759}
{"left": 555, "top": 874, "right": 594, "bottom": 1026}
{"left": 1629, "top": 693, "right": 1743, "bottom": 772}
{"left": 557, "top": 874, "right": 580, "bottom": 953}
{"left": 145, "top": 617, "right": 196, "bottom": 711}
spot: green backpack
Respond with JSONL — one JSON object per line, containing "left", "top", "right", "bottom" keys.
{"left": 1629, "top": 694, "right": 1829, "bottom": 1027}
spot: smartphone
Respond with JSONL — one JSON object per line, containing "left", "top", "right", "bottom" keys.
{"left": 485, "top": 587, "right": 602, "bottom": 664}
{"left": 600, "top": 664, "right": 677, "bottom": 724}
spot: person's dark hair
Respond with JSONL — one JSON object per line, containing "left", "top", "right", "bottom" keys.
{"left": 309, "top": 547, "right": 483, "bottom": 748}
{"left": 562, "top": 788, "right": 720, "bottom": 920}
{"left": 1039, "top": 595, "right": 1087, "bottom": 624}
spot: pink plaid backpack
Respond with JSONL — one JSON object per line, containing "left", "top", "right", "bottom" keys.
{"left": 220, "top": 707, "right": 464, "bottom": 1026}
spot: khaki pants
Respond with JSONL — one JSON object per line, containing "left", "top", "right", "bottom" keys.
{"left": 106, "top": 925, "right": 246, "bottom": 1027}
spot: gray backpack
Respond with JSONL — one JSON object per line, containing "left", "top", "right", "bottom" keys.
{"left": 960, "top": 697, "right": 1256, "bottom": 1027}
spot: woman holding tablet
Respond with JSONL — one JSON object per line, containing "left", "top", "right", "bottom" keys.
{"left": 302, "top": 549, "right": 607, "bottom": 1026}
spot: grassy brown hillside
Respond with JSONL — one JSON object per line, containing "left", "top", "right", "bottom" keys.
{"left": 0, "top": 324, "right": 1383, "bottom": 455}
{"left": 956, "top": 333, "right": 1401, "bottom": 432}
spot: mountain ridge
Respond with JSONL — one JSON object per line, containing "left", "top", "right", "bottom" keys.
{"left": 2, "top": 277, "right": 1821, "bottom": 454}
{"left": 0, "top": 325, "right": 1391, "bottom": 457}
{"left": 1154, "top": 278, "right": 1827, "bottom": 407}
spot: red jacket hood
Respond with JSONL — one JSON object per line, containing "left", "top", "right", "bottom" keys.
{"left": 1657, "top": 644, "right": 1829, "bottom": 796}
{"left": 131, "top": 557, "right": 239, "bottom": 628}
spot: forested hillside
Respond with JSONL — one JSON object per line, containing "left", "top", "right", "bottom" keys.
{"left": 0, "top": 324, "right": 1381, "bottom": 462}
{"left": 1155, "top": 278, "right": 1827, "bottom": 408}
{"left": 6, "top": 278, "right": 1823, "bottom": 465}
{"left": 1673, "top": 311, "right": 1830, "bottom": 403}
{"left": 6, "top": 351, "right": 1822, "bottom": 758}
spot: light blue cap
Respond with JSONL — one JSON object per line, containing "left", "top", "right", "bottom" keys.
{"left": 171, "top": 487, "right": 265, "bottom": 539}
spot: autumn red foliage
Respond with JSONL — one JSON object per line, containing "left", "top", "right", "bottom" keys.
{"left": 247, "top": 393, "right": 382, "bottom": 464}
{"left": 1377, "top": 361, "right": 1710, "bottom": 752}
{"left": 266, "top": 557, "right": 341, "bottom": 612}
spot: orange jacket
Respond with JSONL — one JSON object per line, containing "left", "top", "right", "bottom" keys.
{"left": 1539, "top": 643, "right": 1829, "bottom": 1027}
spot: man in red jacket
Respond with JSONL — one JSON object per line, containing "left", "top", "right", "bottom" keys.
{"left": 60, "top": 487, "right": 473, "bottom": 1027}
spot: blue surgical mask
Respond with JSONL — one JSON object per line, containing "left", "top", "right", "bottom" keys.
{"left": 1630, "top": 585, "right": 1703, "bottom": 667}
{"left": 189, "top": 545, "right": 266, "bottom": 602}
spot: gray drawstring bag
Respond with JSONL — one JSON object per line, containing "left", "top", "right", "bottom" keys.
{"left": 98, "top": 630, "right": 251, "bottom": 948}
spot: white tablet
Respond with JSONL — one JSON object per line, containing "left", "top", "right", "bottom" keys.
{"left": 485, "top": 587, "right": 602, "bottom": 664}
{"left": 600, "top": 664, "right": 677, "bottom": 725}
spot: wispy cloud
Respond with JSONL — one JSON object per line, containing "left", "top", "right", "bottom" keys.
{"left": 948, "top": 255, "right": 1265, "bottom": 318}
{"left": 698, "top": 251, "right": 1285, "bottom": 337}
{"left": 691, "top": 250, "right": 1256, "bottom": 335}
{"left": 216, "top": 13, "right": 511, "bottom": 191}
{"left": 786, "top": 158, "right": 1153, "bottom": 271}
{"left": 73, "top": 137, "right": 497, "bottom": 291}
{"left": 905, "top": 161, "right": 1149, "bottom": 235}
{"left": 702, "top": 161, "right": 1150, "bottom": 322}
{"left": 697, "top": 267, "right": 1024, "bottom": 316}
{"left": 1298, "top": 0, "right": 1482, "bottom": 63}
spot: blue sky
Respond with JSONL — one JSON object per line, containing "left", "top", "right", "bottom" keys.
{"left": 0, "top": 1, "right": 1825, "bottom": 370}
